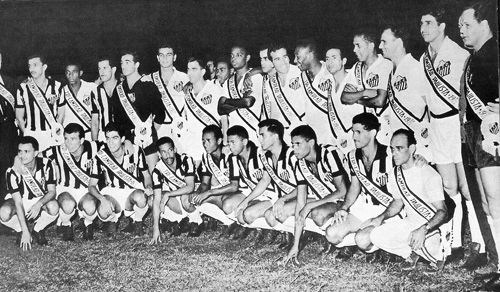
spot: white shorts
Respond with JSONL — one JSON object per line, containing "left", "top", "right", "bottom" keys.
{"left": 56, "top": 186, "right": 88, "bottom": 203}
{"left": 100, "top": 187, "right": 136, "bottom": 211}
{"left": 24, "top": 129, "right": 60, "bottom": 152}
{"left": 429, "top": 116, "right": 462, "bottom": 164}
{"left": 4, "top": 193, "right": 41, "bottom": 212}
{"left": 349, "top": 194, "right": 387, "bottom": 223}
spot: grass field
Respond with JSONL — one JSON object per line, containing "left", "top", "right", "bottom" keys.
{"left": 0, "top": 217, "right": 479, "bottom": 292}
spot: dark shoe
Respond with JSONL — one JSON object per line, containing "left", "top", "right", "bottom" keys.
{"left": 262, "top": 230, "right": 278, "bottom": 245}
{"left": 208, "top": 217, "right": 218, "bottom": 232}
{"left": 253, "top": 229, "right": 265, "bottom": 244}
{"left": 233, "top": 227, "right": 252, "bottom": 240}
{"left": 463, "top": 243, "right": 488, "bottom": 271}
{"left": 160, "top": 219, "right": 173, "bottom": 233}
{"left": 385, "top": 252, "right": 405, "bottom": 264}
{"left": 401, "top": 252, "right": 420, "bottom": 271}
{"left": 423, "top": 260, "right": 445, "bottom": 275}
{"left": 56, "top": 225, "right": 63, "bottom": 235}
{"left": 170, "top": 223, "right": 182, "bottom": 237}
{"left": 475, "top": 273, "right": 500, "bottom": 291}
{"left": 219, "top": 222, "right": 239, "bottom": 239}
{"left": 133, "top": 222, "right": 144, "bottom": 237}
{"left": 61, "top": 225, "right": 75, "bottom": 241}
{"left": 15, "top": 232, "right": 22, "bottom": 246}
{"left": 336, "top": 246, "right": 357, "bottom": 261}
{"left": 83, "top": 224, "right": 94, "bottom": 241}
{"left": 178, "top": 217, "right": 190, "bottom": 233}
{"left": 319, "top": 236, "right": 336, "bottom": 255}
{"left": 74, "top": 218, "right": 85, "bottom": 233}
{"left": 366, "top": 250, "right": 383, "bottom": 263}
{"left": 445, "top": 247, "right": 465, "bottom": 265}
{"left": 231, "top": 225, "right": 245, "bottom": 240}
{"left": 474, "top": 262, "right": 499, "bottom": 281}
{"left": 187, "top": 222, "right": 204, "bottom": 237}
{"left": 106, "top": 222, "right": 117, "bottom": 238}
{"left": 121, "top": 218, "right": 134, "bottom": 233}
{"left": 278, "top": 232, "right": 293, "bottom": 250}
{"left": 32, "top": 229, "right": 48, "bottom": 246}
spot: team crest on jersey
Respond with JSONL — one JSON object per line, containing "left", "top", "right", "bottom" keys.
{"left": 252, "top": 169, "right": 264, "bottom": 181}
{"left": 40, "top": 177, "right": 45, "bottom": 187}
{"left": 279, "top": 169, "right": 290, "bottom": 181}
{"left": 318, "top": 79, "right": 332, "bottom": 92}
{"left": 394, "top": 75, "right": 408, "bottom": 91}
{"left": 324, "top": 172, "right": 334, "bottom": 182}
{"left": 223, "top": 168, "right": 229, "bottom": 178}
{"left": 421, "top": 128, "right": 429, "bottom": 139}
{"left": 289, "top": 77, "right": 301, "bottom": 90}
{"left": 340, "top": 139, "right": 348, "bottom": 149}
{"left": 375, "top": 172, "right": 388, "bottom": 186}
{"left": 436, "top": 60, "right": 451, "bottom": 77}
{"left": 173, "top": 81, "right": 184, "bottom": 92}
{"left": 83, "top": 94, "right": 91, "bottom": 106}
{"left": 201, "top": 94, "right": 212, "bottom": 105}
{"left": 128, "top": 93, "right": 136, "bottom": 103}
{"left": 366, "top": 73, "right": 380, "bottom": 87}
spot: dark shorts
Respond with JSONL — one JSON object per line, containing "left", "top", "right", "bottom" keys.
{"left": 464, "top": 120, "right": 500, "bottom": 169}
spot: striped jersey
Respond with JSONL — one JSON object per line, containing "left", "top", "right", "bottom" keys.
{"left": 91, "top": 83, "right": 115, "bottom": 134}
{"left": 199, "top": 152, "right": 238, "bottom": 188}
{"left": 59, "top": 81, "right": 97, "bottom": 131}
{"left": 231, "top": 141, "right": 271, "bottom": 191}
{"left": 261, "top": 144, "right": 297, "bottom": 197}
{"left": 6, "top": 157, "right": 56, "bottom": 200}
{"left": 152, "top": 153, "right": 196, "bottom": 191}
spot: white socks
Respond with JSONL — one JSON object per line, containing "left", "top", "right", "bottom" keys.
{"left": 186, "top": 209, "right": 203, "bottom": 224}
{"left": 133, "top": 205, "right": 149, "bottom": 222}
{"left": 161, "top": 207, "right": 185, "bottom": 223}
{"left": 198, "top": 203, "right": 233, "bottom": 225}
{"left": 336, "top": 233, "right": 356, "bottom": 248}
{"left": 490, "top": 218, "right": 500, "bottom": 272}
{"left": 465, "top": 200, "right": 485, "bottom": 253}
{"left": 247, "top": 217, "right": 273, "bottom": 230}
{"left": 451, "top": 194, "right": 463, "bottom": 248}
{"left": 34, "top": 212, "right": 58, "bottom": 232}
{"left": 1, "top": 215, "right": 22, "bottom": 232}
{"left": 81, "top": 210, "right": 98, "bottom": 227}
{"left": 57, "top": 209, "right": 75, "bottom": 227}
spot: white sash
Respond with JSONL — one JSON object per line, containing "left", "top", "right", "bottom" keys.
{"left": 258, "top": 152, "right": 295, "bottom": 194}
{"left": 206, "top": 153, "right": 230, "bottom": 186}
{"left": 227, "top": 75, "right": 260, "bottom": 131}
{"left": 238, "top": 159, "right": 257, "bottom": 190}
{"left": 298, "top": 159, "right": 332, "bottom": 199}
{"left": 21, "top": 165, "right": 45, "bottom": 198}
{"left": 301, "top": 71, "right": 328, "bottom": 113}
{"left": 422, "top": 51, "right": 459, "bottom": 111}
{"left": 0, "top": 83, "right": 15, "bottom": 109}
{"left": 354, "top": 62, "right": 365, "bottom": 89}
{"left": 96, "top": 149, "right": 144, "bottom": 190}
{"left": 63, "top": 86, "right": 92, "bottom": 128}
{"left": 156, "top": 159, "right": 186, "bottom": 189}
{"left": 59, "top": 145, "right": 91, "bottom": 187}
{"left": 261, "top": 75, "right": 272, "bottom": 119}
{"left": 348, "top": 151, "right": 392, "bottom": 207}
{"left": 270, "top": 74, "right": 303, "bottom": 126}
{"left": 152, "top": 72, "right": 183, "bottom": 120}
{"left": 464, "top": 57, "right": 490, "bottom": 120}
{"left": 185, "top": 91, "right": 219, "bottom": 127}
{"left": 26, "top": 79, "right": 63, "bottom": 143}
{"left": 327, "top": 88, "right": 348, "bottom": 139}
{"left": 116, "top": 83, "right": 152, "bottom": 145}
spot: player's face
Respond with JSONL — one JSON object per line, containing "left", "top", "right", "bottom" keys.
{"left": 260, "top": 49, "right": 274, "bottom": 73}
{"left": 294, "top": 47, "right": 311, "bottom": 71}
{"left": 420, "top": 15, "right": 443, "bottom": 43}
{"left": 258, "top": 126, "right": 276, "bottom": 151}
{"left": 64, "top": 132, "right": 84, "bottom": 153}
{"left": 105, "top": 131, "right": 124, "bottom": 153}
{"left": 271, "top": 48, "right": 290, "bottom": 75}
{"left": 325, "top": 49, "right": 344, "bottom": 75}
{"left": 231, "top": 47, "right": 248, "bottom": 70}
{"left": 216, "top": 62, "right": 230, "bottom": 85}
{"left": 390, "top": 134, "right": 412, "bottom": 166}
{"left": 28, "top": 57, "right": 46, "bottom": 79}
{"left": 202, "top": 132, "right": 220, "bottom": 154}
{"left": 459, "top": 9, "right": 482, "bottom": 49}
{"left": 352, "top": 123, "right": 372, "bottom": 149}
{"left": 158, "top": 143, "right": 176, "bottom": 165}
{"left": 65, "top": 65, "right": 82, "bottom": 85}
{"left": 157, "top": 47, "right": 176, "bottom": 69}
{"left": 98, "top": 60, "right": 115, "bottom": 83}
{"left": 18, "top": 143, "right": 38, "bottom": 165}
{"left": 291, "top": 135, "right": 312, "bottom": 160}
{"left": 353, "top": 36, "right": 372, "bottom": 63}
{"left": 207, "top": 61, "right": 215, "bottom": 74}
{"left": 187, "top": 61, "right": 206, "bottom": 84}
{"left": 121, "top": 54, "right": 138, "bottom": 77}
{"left": 228, "top": 135, "right": 245, "bottom": 156}
{"left": 379, "top": 29, "right": 398, "bottom": 60}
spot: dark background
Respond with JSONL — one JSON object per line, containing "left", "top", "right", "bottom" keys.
{"left": 0, "top": 0, "right": 495, "bottom": 82}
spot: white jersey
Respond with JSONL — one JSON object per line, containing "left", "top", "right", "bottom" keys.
{"left": 223, "top": 71, "right": 262, "bottom": 144}
{"left": 387, "top": 54, "right": 431, "bottom": 160}
{"left": 149, "top": 68, "right": 189, "bottom": 125}
{"left": 301, "top": 62, "right": 335, "bottom": 145}
{"left": 59, "top": 81, "right": 97, "bottom": 132}
{"left": 344, "top": 55, "right": 393, "bottom": 145}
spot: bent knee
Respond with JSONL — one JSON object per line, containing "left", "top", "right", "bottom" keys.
{"left": 0, "top": 204, "right": 15, "bottom": 222}
{"left": 355, "top": 229, "right": 373, "bottom": 251}
{"left": 325, "top": 226, "right": 344, "bottom": 245}
{"left": 45, "top": 200, "right": 60, "bottom": 216}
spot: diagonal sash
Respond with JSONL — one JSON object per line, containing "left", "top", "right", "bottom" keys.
{"left": 301, "top": 71, "right": 328, "bottom": 113}
{"left": 116, "top": 83, "right": 152, "bottom": 144}
{"left": 63, "top": 86, "right": 91, "bottom": 128}
{"left": 156, "top": 159, "right": 186, "bottom": 189}
{"left": 423, "top": 51, "right": 460, "bottom": 112}
{"left": 21, "top": 165, "right": 45, "bottom": 198}
{"left": 259, "top": 152, "right": 295, "bottom": 194}
{"left": 152, "top": 72, "right": 183, "bottom": 121}
{"left": 227, "top": 75, "right": 260, "bottom": 131}
{"left": 237, "top": 159, "right": 257, "bottom": 190}
{"left": 26, "top": 79, "right": 63, "bottom": 143}
{"left": 96, "top": 149, "right": 144, "bottom": 190}
{"left": 261, "top": 75, "right": 272, "bottom": 119}
{"left": 185, "top": 91, "right": 220, "bottom": 127}
{"left": 327, "top": 86, "right": 349, "bottom": 139}
{"left": 348, "top": 151, "right": 392, "bottom": 207}
{"left": 206, "top": 153, "right": 230, "bottom": 186}
{"left": 0, "top": 83, "right": 15, "bottom": 109}
{"left": 464, "top": 57, "right": 490, "bottom": 120}
{"left": 394, "top": 166, "right": 435, "bottom": 221}
{"left": 58, "top": 145, "right": 90, "bottom": 187}
{"left": 298, "top": 159, "right": 333, "bottom": 199}
{"left": 270, "top": 74, "right": 303, "bottom": 126}
{"left": 354, "top": 62, "right": 366, "bottom": 89}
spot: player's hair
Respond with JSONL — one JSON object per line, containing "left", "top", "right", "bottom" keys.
{"left": 421, "top": 5, "right": 447, "bottom": 25}
{"left": 104, "top": 122, "right": 125, "bottom": 137}
{"left": 19, "top": 136, "right": 39, "bottom": 151}
{"left": 268, "top": 43, "right": 288, "bottom": 60}
{"left": 392, "top": 128, "right": 417, "bottom": 146}
{"left": 290, "top": 125, "right": 317, "bottom": 145}
{"left": 121, "top": 51, "right": 140, "bottom": 63}
{"left": 156, "top": 136, "right": 175, "bottom": 149}
{"left": 28, "top": 54, "right": 47, "bottom": 65}
{"left": 295, "top": 39, "right": 320, "bottom": 60}
{"left": 215, "top": 57, "right": 231, "bottom": 69}
{"left": 352, "top": 113, "right": 380, "bottom": 132}
{"left": 227, "top": 125, "right": 249, "bottom": 140}
{"left": 384, "top": 22, "right": 411, "bottom": 49}
{"left": 64, "top": 123, "right": 85, "bottom": 139}
{"left": 354, "top": 28, "right": 379, "bottom": 45}
{"left": 157, "top": 42, "right": 175, "bottom": 55}
{"left": 231, "top": 44, "right": 249, "bottom": 57}
{"left": 202, "top": 124, "right": 223, "bottom": 141}
{"left": 464, "top": 1, "right": 497, "bottom": 34}
{"left": 326, "top": 47, "right": 345, "bottom": 60}
{"left": 64, "top": 61, "right": 82, "bottom": 72}
{"left": 258, "top": 119, "right": 285, "bottom": 143}
{"left": 98, "top": 56, "right": 118, "bottom": 69}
